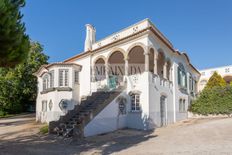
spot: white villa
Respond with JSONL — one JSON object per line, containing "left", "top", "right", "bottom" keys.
{"left": 198, "top": 65, "right": 232, "bottom": 91}
{"left": 34, "top": 19, "right": 200, "bottom": 137}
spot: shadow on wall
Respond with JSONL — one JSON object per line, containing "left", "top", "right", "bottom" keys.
{"left": 126, "top": 112, "right": 158, "bottom": 130}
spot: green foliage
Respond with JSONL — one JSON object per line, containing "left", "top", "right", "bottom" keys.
{"left": 190, "top": 86, "right": 232, "bottom": 115}
{"left": 205, "top": 72, "right": 226, "bottom": 89}
{"left": 40, "top": 125, "right": 48, "bottom": 134}
{"left": 0, "top": 0, "right": 30, "bottom": 67}
{"left": 0, "top": 42, "right": 49, "bottom": 114}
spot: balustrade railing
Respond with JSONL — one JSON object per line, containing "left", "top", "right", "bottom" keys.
{"left": 151, "top": 73, "right": 173, "bottom": 89}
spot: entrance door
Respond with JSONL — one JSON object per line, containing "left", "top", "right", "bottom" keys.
{"left": 160, "top": 95, "right": 167, "bottom": 127}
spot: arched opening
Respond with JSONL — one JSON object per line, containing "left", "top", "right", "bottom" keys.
{"left": 223, "top": 76, "right": 232, "bottom": 84}
{"left": 160, "top": 95, "right": 167, "bottom": 127}
{"left": 94, "top": 57, "right": 106, "bottom": 81}
{"left": 157, "top": 50, "right": 165, "bottom": 78}
{"left": 178, "top": 63, "right": 187, "bottom": 89}
{"left": 108, "top": 51, "right": 125, "bottom": 87}
{"left": 128, "top": 46, "right": 145, "bottom": 75}
{"left": 166, "top": 60, "right": 172, "bottom": 81}
{"left": 149, "top": 48, "right": 154, "bottom": 73}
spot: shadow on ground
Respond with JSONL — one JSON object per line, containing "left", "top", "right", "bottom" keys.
{"left": 0, "top": 129, "right": 157, "bottom": 155}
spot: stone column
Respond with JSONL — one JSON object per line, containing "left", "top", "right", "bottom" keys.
{"left": 124, "top": 56, "right": 129, "bottom": 76}
{"left": 92, "top": 64, "right": 95, "bottom": 82}
{"left": 163, "top": 61, "right": 167, "bottom": 79}
{"left": 105, "top": 62, "right": 109, "bottom": 81}
{"left": 154, "top": 53, "right": 158, "bottom": 75}
{"left": 144, "top": 49, "right": 149, "bottom": 72}
{"left": 169, "top": 67, "right": 173, "bottom": 81}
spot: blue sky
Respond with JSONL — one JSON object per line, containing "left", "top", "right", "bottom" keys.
{"left": 22, "top": 0, "right": 232, "bottom": 70}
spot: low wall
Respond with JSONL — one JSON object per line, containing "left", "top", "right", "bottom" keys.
{"left": 188, "top": 112, "right": 232, "bottom": 118}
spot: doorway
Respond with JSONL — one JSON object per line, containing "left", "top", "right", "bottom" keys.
{"left": 160, "top": 95, "right": 167, "bottom": 127}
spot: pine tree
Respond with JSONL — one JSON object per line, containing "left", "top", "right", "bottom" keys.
{"left": 205, "top": 72, "right": 226, "bottom": 89}
{"left": 0, "top": 0, "right": 30, "bottom": 67}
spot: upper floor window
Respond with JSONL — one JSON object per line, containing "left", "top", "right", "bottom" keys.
{"left": 225, "top": 68, "right": 230, "bottom": 73}
{"left": 42, "top": 74, "right": 49, "bottom": 91}
{"left": 59, "top": 69, "right": 69, "bottom": 87}
{"left": 74, "top": 71, "right": 79, "bottom": 84}
{"left": 130, "top": 93, "right": 140, "bottom": 112}
{"left": 50, "top": 70, "right": 54, "bottom": 88}
{"left": 42, "top": 71, "right": 54, "bottom": 91}
{"left": 189, "top": 75, "right": 193, "bottom": 91}
{"left": 178, "top": 63, "right": 187, "bottom": 88}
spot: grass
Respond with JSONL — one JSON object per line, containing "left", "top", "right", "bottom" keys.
{"left": 40, "top": 124, "right": 49, "bottom": 134}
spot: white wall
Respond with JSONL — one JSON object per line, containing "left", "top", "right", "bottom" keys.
{"left": 84, "top": 93, "right": 126, "bottom": 137}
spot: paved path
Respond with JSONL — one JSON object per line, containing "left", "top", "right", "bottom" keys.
{"left": 0, "top": 114, "right": 232, "bottom": 155}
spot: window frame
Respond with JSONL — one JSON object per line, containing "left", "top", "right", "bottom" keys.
{"left": 130, "top": 93, "right": 141, "bottom": 112}
{"left": 59, "top": 69, "right": 69, "bottom": 87}
{"left": 74, "top": 71, "right": 79, "bottom": 84}
{"left": 42, "top": 100, "right": 47, "bottom": 112}
{"left": 178, "top": 63, "right": 187, "bottom": 89}
{"left": 42, "top": 74, "right": 50, "bottom": 91}
{"left": 179, "top": 98, "right": 186, "bottom": 112}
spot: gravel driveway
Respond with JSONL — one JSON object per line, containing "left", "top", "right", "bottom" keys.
{"left": 0, "top": 114, "right": 232, "bottom": 155}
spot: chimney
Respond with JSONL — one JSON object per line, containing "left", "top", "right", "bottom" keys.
{"left": 84, "top": 24, "right": 96, "bottom": 52}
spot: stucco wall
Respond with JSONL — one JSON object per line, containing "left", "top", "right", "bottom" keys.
{"left": 84, "top": 92, "right": 127, "bottom": 137}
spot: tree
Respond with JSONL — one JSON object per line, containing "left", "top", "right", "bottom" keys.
{"left": 0, "top": 0, "right": 30, "bottom": 67}
{"left": 205, "top": 72, "right": 226, "bottom": 89}
{"left": 0, "top": 42, "right": 49, "bottom": 114}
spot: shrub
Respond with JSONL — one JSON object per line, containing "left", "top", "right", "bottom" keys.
{"left": 190, "top": 86, "right": 232, "bottom": 115}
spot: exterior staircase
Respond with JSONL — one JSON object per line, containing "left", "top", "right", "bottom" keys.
{"left": 49, "top": 91, "right": 120, "bottom": 139}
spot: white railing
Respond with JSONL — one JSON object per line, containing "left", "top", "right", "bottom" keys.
{"left": 151, "top": 73, "right": 173, "bottom": 89}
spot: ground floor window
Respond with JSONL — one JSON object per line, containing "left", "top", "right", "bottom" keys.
{"left": 179, "top": 99, "right": 186, "bottom": 112}
{"left": 42, "top": 100, "right": 47, "bottom": 112}
{"left": 130, "top": 94, "right": 140, "bottom": 112}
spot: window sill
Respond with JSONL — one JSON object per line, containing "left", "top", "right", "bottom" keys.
{"left": 40, "top": 87, "right": 72, "bottom": 94}
{"left": 56, "top": 87, "right": 72, "bottom": 91}
{"left": 41, "top": 88, "right": 56, "bottom": 94}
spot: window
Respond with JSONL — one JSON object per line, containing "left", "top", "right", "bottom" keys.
{"left": 59, "top": 69, "right": 69, "bottom": 87}
{"left": 179, "top": 99, "right": 186, "bottom": 112}
{"left": 42, "top": 100, "right": 47, "bottom": 112}
{"left": 130, "top": 94, "right": 140, "bottom": 112}
{"left": 178, "top": 63, "right": 187, "bottom": 88}
{"left": 183, "top": 99, "right": 186, "bottom": 112}
{"left": 225, "top": 68, "right": 230, "bottom": 73}
{"left": 74, "top": 71, "right": 79, "bottom": 83}
{"left": 42, "top": 74, "right": 49, "bottom": 91}
{"left": 50, "top": 70, "right": 54, "bottom": 88}
{"left": 179, "top": 99, "right": 182, "bottom": 112}
{"left": 189, "top": 75, "right": 193, "bottom": 92}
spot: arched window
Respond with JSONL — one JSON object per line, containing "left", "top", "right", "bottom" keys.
{"left": 42, "top": 74, "right": 49, "bottom": 91}
{"left": 178, "top": 63, "right": 187, "bottom": 89}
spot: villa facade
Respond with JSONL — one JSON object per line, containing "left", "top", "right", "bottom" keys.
{"left": 198, "top": 65, "right": 232, "bottom": 91}
{"left": 35, "top": 19, "right": 200, "bottom": 137}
